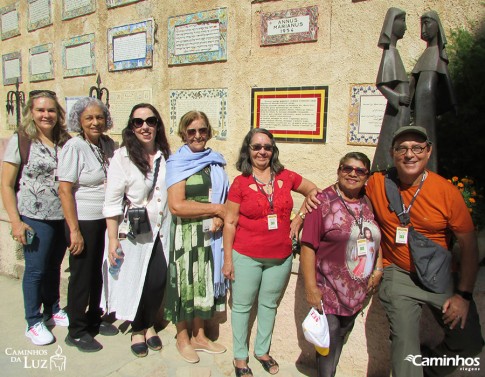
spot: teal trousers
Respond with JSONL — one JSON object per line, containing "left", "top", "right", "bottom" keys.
{"left": 231, "top": 249, "right": 293, "bottom": 360}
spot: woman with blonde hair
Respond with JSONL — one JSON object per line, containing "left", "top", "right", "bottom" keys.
{"left": 1, "top": 90, "right": 70, "bottom": 345}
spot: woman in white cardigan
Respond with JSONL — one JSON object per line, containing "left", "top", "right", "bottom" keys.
{"left": 102, "top": 103, "right": 171, "bottom": 357}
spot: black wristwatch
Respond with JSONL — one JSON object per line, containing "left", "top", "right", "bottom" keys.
{"left": 455, "top": 289, "right": 473, "bottom": 301}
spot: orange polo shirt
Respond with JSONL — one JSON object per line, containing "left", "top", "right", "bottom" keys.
{"left": 366, "top": 171, "right": 474, "bottom": 272}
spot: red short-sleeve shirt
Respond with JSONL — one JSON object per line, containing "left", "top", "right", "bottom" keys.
{"left": 228, "top": 169, "right": 302, "bottom": 259}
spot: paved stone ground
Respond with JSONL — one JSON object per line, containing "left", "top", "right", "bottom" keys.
{"left": 0, "top": 274, "right": 321, "bottom": 377}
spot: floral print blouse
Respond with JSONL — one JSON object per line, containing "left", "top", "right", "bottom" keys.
{"left": 4, "top": 134, "right": 64, "bottom": 220}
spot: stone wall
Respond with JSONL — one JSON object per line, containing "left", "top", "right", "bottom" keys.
{"left": 1, "top": 1, "right": 485, "bottom": 376}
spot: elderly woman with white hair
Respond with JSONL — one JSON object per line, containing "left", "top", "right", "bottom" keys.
{"left": 58, "top": 97, "right": 117, "bottom": 352}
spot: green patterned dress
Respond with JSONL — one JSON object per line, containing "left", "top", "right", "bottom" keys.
{"left": 164, "top": 168, "right": 224, "bottom": 323}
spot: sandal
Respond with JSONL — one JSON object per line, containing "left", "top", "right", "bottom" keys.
{"left": 233, "top": 361, "right": 253, "bottom": 377}
{"left": 254, "top": 354, "right": 279, "bottom": 375}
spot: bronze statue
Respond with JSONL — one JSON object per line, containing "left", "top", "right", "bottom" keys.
{"left": 371, "top": 7, "right": 410, "bottom": 172}
{"left": 410, "top": 10, "right": 457, "bottom": 172}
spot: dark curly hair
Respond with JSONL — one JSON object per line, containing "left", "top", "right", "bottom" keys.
{"left": 235, "top": 128, "right": 284, "bottom": 176}
{"left": 121, "top": 103, "right": 171, "bottom": 177}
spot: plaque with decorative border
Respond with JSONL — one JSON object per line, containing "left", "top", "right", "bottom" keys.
{"left": 169, "top": 88, "right": 227, "bottom": 140}
{"left": 168, "top": 8, "right": 227, "bottom": 66}
{"left": 62, "top": 33, "right": 96, "bottom": 78}
{"left": 29, "top": 43, "right": 54, "bottom": 82}
{"left": 106, "top": 0, "right": 143, "bottom": 8}
{"left": 1, "top": 3, "right": 20, "bottom": 41}
{"left": 251, "top": 86, "right": 328, "bottom": 143}
{"left": 62, "top": 0, "right": 96, "bottom": 21}
{"left": 28, "top": 0, "right": 52, "bottom": 31}
{"left": 109, "top": 89, "right": 152, "bottom": 134}
{"left": 261, "top": 5, "right": 318, "bottom": 46}
{"left": 2, "top": 51, "right": 22, "bottom": 86}
{"left": 108, "top": 19, "right": 154, "bottom": 71}
{"left": 347, "top": 84, "right": 387, "bottom": 146}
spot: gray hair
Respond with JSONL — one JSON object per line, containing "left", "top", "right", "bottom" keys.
{"left": 67, "top": 97, "right": 113, "bottom": 132}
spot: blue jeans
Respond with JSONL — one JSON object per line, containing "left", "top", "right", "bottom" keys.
{"left": 22, "top": 216, "right": 67, "bottom": 328}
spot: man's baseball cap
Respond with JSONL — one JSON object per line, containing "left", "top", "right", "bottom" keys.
{"left": 391, "top": 125, "right": 429, "bottom": 145}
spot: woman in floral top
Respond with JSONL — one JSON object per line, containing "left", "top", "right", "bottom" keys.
{"left": 1, "top": 90, "right": 70, "bottom": 346}
{"left": 300, "top": 152, "right": 383, "bottom": 377}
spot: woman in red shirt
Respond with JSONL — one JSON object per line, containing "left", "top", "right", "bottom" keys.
{"left": 223, "top": 128, "right": 317, "bottom": 376}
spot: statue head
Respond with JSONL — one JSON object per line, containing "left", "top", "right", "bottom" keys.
{"left": 421, "top": 10, "right": 448, "bottom": 60}
{"left": 378, "top": 7, "right": 406, "bottom": 49}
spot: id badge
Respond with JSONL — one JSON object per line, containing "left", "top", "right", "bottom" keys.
{"left": 396, "top": 227, "right": 409, "bottom": 244}
{"left": 267, "top": 214, "right": 278, "bottom": 230}
{"left": 202, "top": 218, "right": 212, "bottom": 232}
{"left": 53, "top": 168, "right": 59, "bottom": 182}
{"left": 208, "top": 188, "right": 212, "bottom": 202}
{"left": 357, "top": 238, "right": 367, "bottom": 256}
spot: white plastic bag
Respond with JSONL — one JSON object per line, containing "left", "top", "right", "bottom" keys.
{"left": 302, "top": 302, "right": 330, "bottom": 356}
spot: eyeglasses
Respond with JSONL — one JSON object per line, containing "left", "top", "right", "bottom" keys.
{"left": 186, "top": 127, "right": 208, "bottom": 137}
{"left": 249, "top": 144, "right": 273, "bottom": 152}
{"left": 393, "top": 144, "right": 429, "bottom": 156}
{"left": 29, "top": 90, "right": 56, "bottom": 98}
{"left": 131, "top": 116, "right": 158, "bottom": 128}
{"left": 339, "top": 165, "right": 369, "bottom": 177}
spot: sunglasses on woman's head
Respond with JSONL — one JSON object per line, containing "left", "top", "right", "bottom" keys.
{"left": 29, "top": 90, "right": 56, "bottom": 98}
{"left": 186, "top": 127, "right": 208, "bottom": 137}
{"left": 131, "top": 116, "right": 158, "bottom": 128}
{"left": 339, "top": 165, "right": 369, "bottom": 177}
{"left": 250, "top": 144, "right": 273, "bottom": 152}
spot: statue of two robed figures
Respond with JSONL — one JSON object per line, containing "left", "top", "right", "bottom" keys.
{"left": 371, "top": 8, "right": 457, "bottom": 173}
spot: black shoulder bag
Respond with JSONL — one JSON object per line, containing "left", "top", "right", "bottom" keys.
{"left": 384, "top": 168, "right": 452, "bottom": 293}
{"left": 127, "top": 158, "right": 160, "bottom": 236}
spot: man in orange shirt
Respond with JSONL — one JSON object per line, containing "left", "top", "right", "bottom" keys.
{"left": 366, "top": 125, "right": 483, "bottom": 377}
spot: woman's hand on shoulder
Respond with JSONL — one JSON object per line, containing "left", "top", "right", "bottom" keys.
{"left": 304, "top": 187, "right": 322, "bottom": 213}
{"left": 68, "top": 229, "right": 84, "bottom": 255}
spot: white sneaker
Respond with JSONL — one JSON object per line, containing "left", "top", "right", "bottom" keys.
{"left": 25, "top": 322, "right": 54, "bottom": 346}
{"left": 45, "top": 309, "right": 69, "bottom": 327}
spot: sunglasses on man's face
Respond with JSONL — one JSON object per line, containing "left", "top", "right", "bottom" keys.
{"left": 249, "top": 144, "right": 273, "bottom": 152}
{"left": 131, "top": 116, "right": 158, "bottom": 128}
{"left": 339, "top": 165, "right": 369, "bottom": 177}
{"left": 186, "top": 127, "right": 208, "bottom": 137}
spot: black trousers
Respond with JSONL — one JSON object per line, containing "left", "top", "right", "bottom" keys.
{"left": 316, "top": 313, "right": 358, "bottom": 377}
{"left": 66, "top": 219, "right": 106, "bottom": 338}
{"left": 131, "top": 236, "right": 167, "bottom": 332}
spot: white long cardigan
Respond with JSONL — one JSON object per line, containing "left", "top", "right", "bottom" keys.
{"left": 101, "top": 147, "right": 171, "bottom": 321}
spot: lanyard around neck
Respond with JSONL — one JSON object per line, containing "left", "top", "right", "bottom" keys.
{"left": 81, "top": 135, "right": 108, "bottom": 177}
{"left": 398, "top": 171, "right": 427, "bottom": 217}
{"left": 335, "top": 184, "right": 364, "bottom": 235}
{"left": 253, "top": 173, "right": 274, "bottom": 212}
